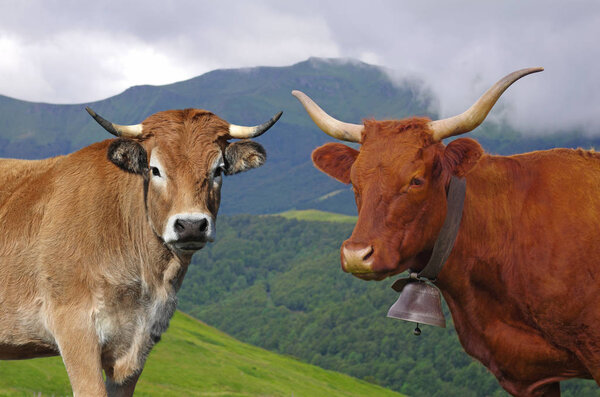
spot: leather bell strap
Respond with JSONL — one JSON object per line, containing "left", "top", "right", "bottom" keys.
{"left": 417, "top": 175, "right": 466, "bottom": 280}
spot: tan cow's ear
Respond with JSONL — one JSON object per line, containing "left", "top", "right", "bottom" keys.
{"left": 312, "top": 143, "right": 359, "bottom": 184}
{"left": 224, "top": 140, "right": 266, "bottom": 175}
{"left": 107, "top": 138, "right": 149, "bottom": 175}
{"left": 442, "top": 138, "right": 483, "bottom": 177}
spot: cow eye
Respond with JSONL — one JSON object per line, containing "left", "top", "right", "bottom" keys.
{"left": 410, "top": 177, "right": 424, "bottom": 186}
{"left": 213, "top": 165, "right": 225, "bottom": 184}
{"left": 151, "top": 167, "right": 161, "bottom": 178}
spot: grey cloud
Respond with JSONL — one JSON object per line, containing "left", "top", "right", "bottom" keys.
{"left": 0, "top": 0, "right": 598, "bottom": 134}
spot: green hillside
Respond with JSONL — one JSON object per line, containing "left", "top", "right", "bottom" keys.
{"left": 178, "top": 215, "right": 600, "bottom": 397}
{"left": 277, "top": 209, "right": 358, "bottom": 224}
{"left": 0, "top": 312, "right": 402, "bottom": 397}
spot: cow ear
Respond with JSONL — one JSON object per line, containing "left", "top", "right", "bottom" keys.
{"left": 224, "top": 140, "right": 266, "bottom": 175}
{"left": 442, "top": 138, "right": 483, "bottom": 177}
{"left": 312, "top": 143, "right": 359, "bottom": 184}
{"left": 107, "top": 138, "right": 148, "bottom": 175}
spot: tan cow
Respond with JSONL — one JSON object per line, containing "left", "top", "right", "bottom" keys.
{"left": 0, "top": 107, "right": 281, "bottom": 396}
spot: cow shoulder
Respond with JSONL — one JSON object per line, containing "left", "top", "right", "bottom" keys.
{"left": 312, "top": 143, "right": 359, "bottom": 184}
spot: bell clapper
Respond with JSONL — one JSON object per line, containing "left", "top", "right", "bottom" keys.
{"left": 413, "top": 324, "right": 422, "bottom": 336}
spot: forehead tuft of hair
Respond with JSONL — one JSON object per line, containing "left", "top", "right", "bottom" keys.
{"left": 141, "top": 109, "right": 230, "bottom": 143}
{"left": 362, "top": 117, "right": 435, "bottom": 146}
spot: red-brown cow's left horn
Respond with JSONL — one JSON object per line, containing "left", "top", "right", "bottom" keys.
{"left": 291, "top": 90, "right": 363, "bottom": 143}
{"left": 86, "top": 107, "right": 143, "bottom": 138}
{"left": 429, "top": 67, "right": 544, "bottom": 141}
{"left": 228, "top": 111, "right": 283, "bottom": 139}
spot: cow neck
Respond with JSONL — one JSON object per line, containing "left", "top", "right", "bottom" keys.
{"left": 412, "top": 175, "right": 466, "bottom": 282}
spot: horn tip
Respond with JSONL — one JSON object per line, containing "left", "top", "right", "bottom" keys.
{"left": 85, "top": 106, "right": 96, "bottom": 117}
{"left": 291, "top": 90, "right": 304, "bottom": 98}
{"left": 273, "top": 111, "right": 283, "bottom": 121}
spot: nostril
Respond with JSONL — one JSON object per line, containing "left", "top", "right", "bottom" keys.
{"left": 362, "top": 246, "right": 374, "bottom": 261}
{"left": 198, "top": 218, "right": 208, "bottom": 232}
{"left": 174, "top": 219, "right": 185, "bottom": 233}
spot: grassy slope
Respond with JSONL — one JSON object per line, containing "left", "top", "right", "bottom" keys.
{"left": 276, "top": 209, "right": 358, "bottom": 224}
{"left": 0, "top": 312, "right": 402, "bottom": 397}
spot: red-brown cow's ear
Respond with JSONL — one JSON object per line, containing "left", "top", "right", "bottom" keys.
{"left": 312, "top": 143, "right": 359, "bottom": 184}
{"left": 442, "top": 138, "right": 483, "bottom": 177}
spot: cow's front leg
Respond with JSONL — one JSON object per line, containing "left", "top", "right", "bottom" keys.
{"left": 105, "top": 370, "right": 141, "bottom": 397}
{"left": 51, "top": 308, "right": 106, "bottom": 397}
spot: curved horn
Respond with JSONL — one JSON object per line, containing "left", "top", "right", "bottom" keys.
{"left": 85, "top": 107, "right": 143, "bottom": 138}
{"left": 429, "top": 67, "right": 544, "bottom": 141}
{"left": 292, "top": 90, "right": 363, "bottom": 143}
{"left": 228, "top": 111, "right": 283, "bottom": 139}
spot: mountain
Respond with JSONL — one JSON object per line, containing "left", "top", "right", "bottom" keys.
{"left": 3, "top": 57, "right": 597, "bottom": 216}
{"left": 0, "top": 311, "right": 403, "bottom": 397}
{"left": 0, "top": 57, "right": 433, "bottom": 215}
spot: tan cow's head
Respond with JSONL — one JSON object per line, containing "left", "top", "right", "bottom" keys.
{"left": 293, "top": 68, "right": 542, "bottom": 280}
{"left": 87, "top": 107, "right": 281, "bottom": 255}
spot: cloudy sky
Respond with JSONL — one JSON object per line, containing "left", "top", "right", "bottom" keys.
{"left": 0, "top": 0, "right": 598, "bottom": 134}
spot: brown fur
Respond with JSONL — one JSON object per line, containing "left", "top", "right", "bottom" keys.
{"left": 313, "top": 117, "right": 600, "bottom": 396}
{"left": 0, "top": 108, "right": 267, "bottom": 396}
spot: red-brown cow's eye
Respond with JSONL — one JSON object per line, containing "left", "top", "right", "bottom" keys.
{"left": 410, "top": 177, "right": 424, "bottom": 186}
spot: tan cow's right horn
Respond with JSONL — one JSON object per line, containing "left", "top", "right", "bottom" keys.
{"left": 86, "top": 107, "right": 143, "bottom": 138}
{"left": 429, "top": 67, "right": 544, "bottom": 141}
{"left": 292, "top": 90, "right": 363, "bottom": 143}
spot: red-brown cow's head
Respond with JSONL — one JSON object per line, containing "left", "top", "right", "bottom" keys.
{"left": 293, "top": 68, "right": 542, "bottom": 280}
{"left": 87, "top": 107, "right": 281, "bottom": 256}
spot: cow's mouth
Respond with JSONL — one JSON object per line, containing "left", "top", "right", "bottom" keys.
{"left": 351, "top": 267, "right": 404, "bottom": 281}
{"left": 346, "top": 255, "right": 416, "bottom": 281}
{"left": 171, "top": 242, "right": 206, "bottom": 253}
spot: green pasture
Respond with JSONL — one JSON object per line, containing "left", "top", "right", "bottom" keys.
{"left": 276, "top": 209, "right": 358, "bottom": 224}
{"left": 0, "top": 311, "right": 402, "bottom": 397}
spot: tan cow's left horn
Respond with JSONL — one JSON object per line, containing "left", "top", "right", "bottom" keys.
{"left": 228, "top": 111, "right": 283, "bottom": 139}
{"left": 86, "top": 107, "right": 143, "bottom": 138}
{"left": 429, "top": 67, "right": 544, "bottom": 141}
{"left": 291, "top": 90, "right": 363, "bottom": 143}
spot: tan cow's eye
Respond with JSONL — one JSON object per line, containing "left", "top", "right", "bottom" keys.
{"left": 213, "top": 165, "right": 225, "bottom": 186}
{"left": 151, "top": 167, "right": 161, "bottom": 178}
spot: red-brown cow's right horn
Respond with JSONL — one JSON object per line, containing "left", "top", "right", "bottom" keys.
{"left": 429, "top": 67, "right": 544, "bottom": 141}
{"left": 292, "top": 90, "right": 363, "bottom": 143}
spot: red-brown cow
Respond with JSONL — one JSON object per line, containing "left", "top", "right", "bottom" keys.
{"left": 293, "top": 68, "right": 600, "bottom": 396}
{"left": 0, "top": 107, "right": 280, "bottom": 396}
